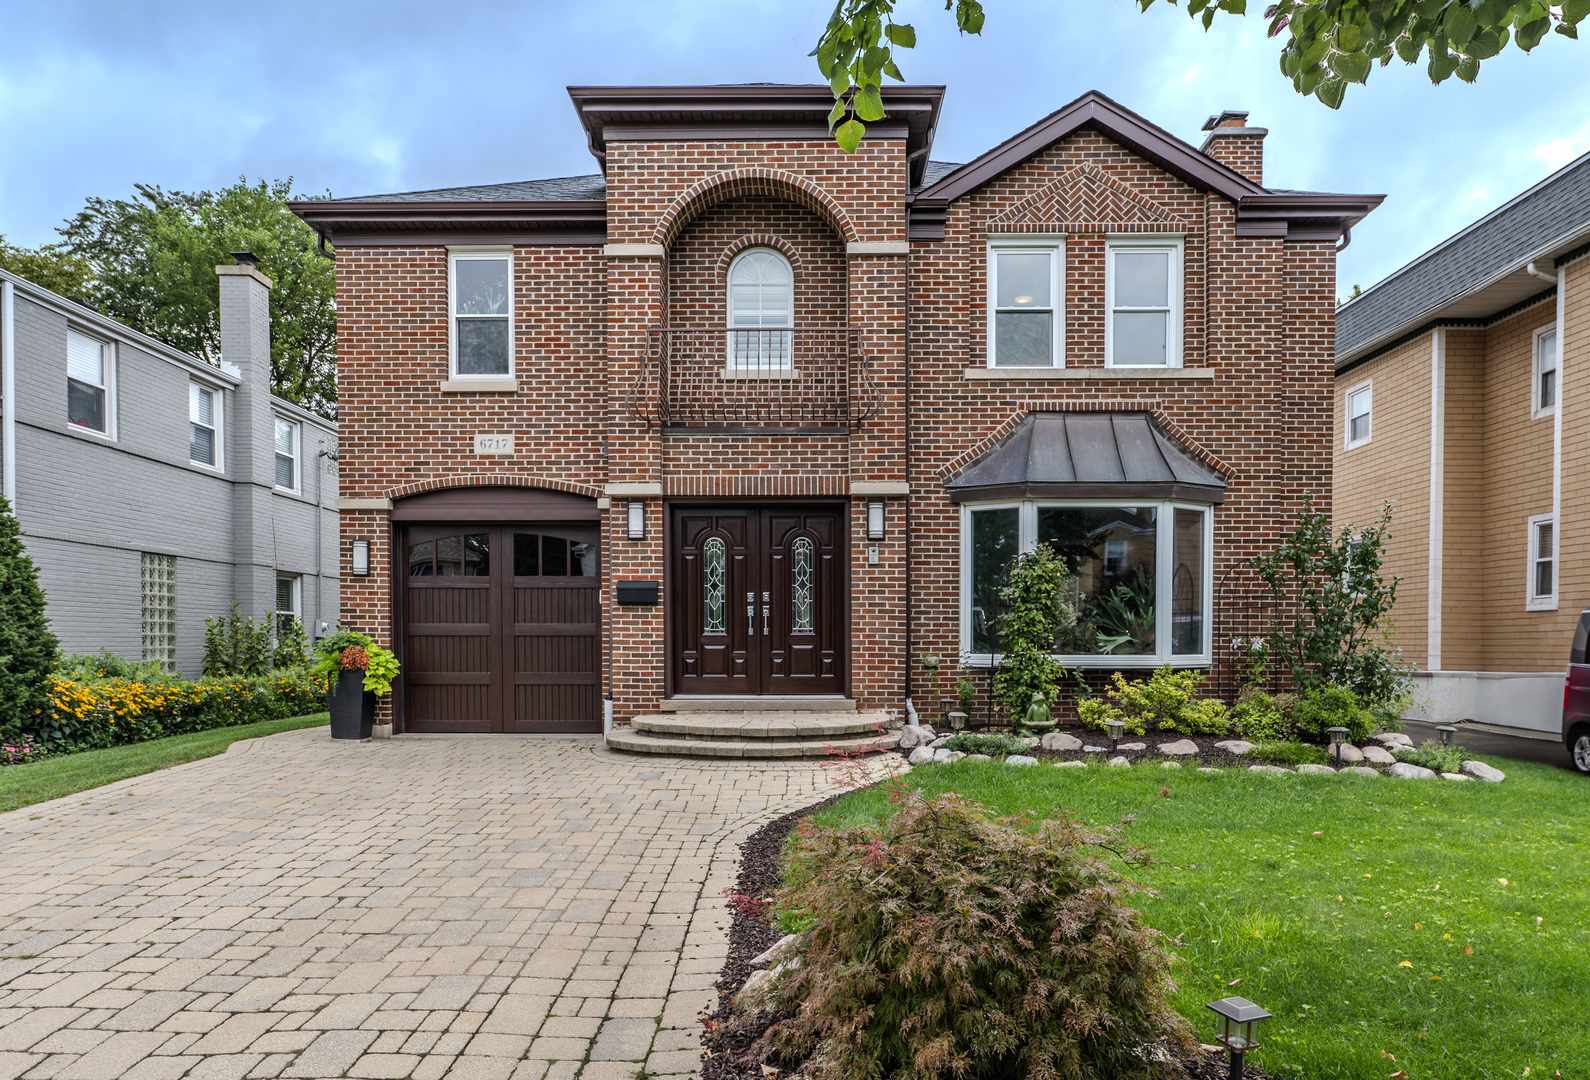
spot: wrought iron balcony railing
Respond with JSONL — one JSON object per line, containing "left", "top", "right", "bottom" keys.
{"left": 627, "top": 328, "right": 879, "bottom": 431}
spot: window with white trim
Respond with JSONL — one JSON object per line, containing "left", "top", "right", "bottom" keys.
{"left": 274, "top": 417, "right": 299, "bottom": 492}
{"left": 962, "top": 499, "right": 1212, "bottom": 665}
{"left": 1345, "top": 381, "right": 1372, "bottom": 448}
{"left": 449, "top": 250, "right": 513, "bottom": 376}
{"left": 1528, "top": 514, "right": 1557, "bottom": 609}
{"left": 67, "top": 329, "right": 112, "bottom": 435}
{"left": 141, "top": 553, "right": 176, "bottom": 672}
{"left": 727, "top": 248, "right": 793, "bottom": 371}
{"left": 1106, "top": 238, "right": 1181, "bottom": 367}
{"left": 189, "top": 383, "right": 221, "bottom": 467}
{"left": 1534, "top": 325, "right": 1558, "bottom": 415}
{"left": 276, "top": 574, "right": 301, "bottom": 638}
{"left": 987, "top": 239, "right": 1063, "bottom": 367}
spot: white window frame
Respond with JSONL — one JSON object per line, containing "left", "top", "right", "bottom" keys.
{"left": 1527, "top": 513, "right": 1557, "bottom": 611}
{"left": 1105, "top": 235, "right": 1183, "bottom": 369}
{"left": 1345, "top": 379, "right": 1372, "bottom": 449}
{"left": 1533, "top": 324, "right": 1558, "bottom": 417}
{"left": 986, "top": 236, "right": 1064, "bottom": 369}
{"left": 958, "top": 498, "right": 1214, "bottom": 667}
{"left": 725, "top": 247, "right": 795, "bottom": 375}
{"left": 189, "top": 381, "right": 223, "bottom": 470}
{"left": 275, "top": 574, "right": 302, "bottom": 637}
{"left": 448, "top": 247, "right": 515, "bottom": 379}
{"left": 273, "top": 416, "right": 300, "bottom": 494}
{"left": 66, "top": 328, "right": 116, "bottom": 439}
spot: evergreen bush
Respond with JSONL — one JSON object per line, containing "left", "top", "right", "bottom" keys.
{"left": 990, "top": 546, "right": 1075, "bottom": 721}
{"left": 0, "top": 495, "right": 61, "bottom": 738}
{"left": 1230, "top": 688, "right": 1295, "bottom": 741}
{"left": 1077, "top": 666, "right": 1230, "bottom": 737}
{"left": 1292, "top": 684, "right": 1375, "bottom": 743}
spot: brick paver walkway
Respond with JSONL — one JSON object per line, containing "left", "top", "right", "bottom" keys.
{"left": 0, "top": 729, "right": 861, "bottom": 1080}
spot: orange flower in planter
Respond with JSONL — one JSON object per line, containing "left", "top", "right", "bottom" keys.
{"left": 339, "top": 646, "right": 371, "bottom": 671}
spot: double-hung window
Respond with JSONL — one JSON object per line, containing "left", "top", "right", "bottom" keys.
{"left": 67, "top": 329, "right": 112, "bottom": 435}
{"left": 727, "top": 248, "right": 793, "bottom": 372}
{"left": 275, "top": 575, "right": 301, "bottom": 638}
{"left": 1534, "top": 326, "right": 1558, "bottom": 415}
{"left": 1528, "top": 514, "right": 1557, "bottom": 610}
{"left": 1106, "top": 237, "right": 1181, "bottom": 367}
{"left": 274, "top": 417, "right": 299, "bottom": 492}
{"left": 1345, "top": 381, "right": 1372, "bottom": 448}
{"left": 450, "top": 250, "right": 513, "bottom": 377}
{"left": 987, "top": 239, "right": 1062, "bottom": 367}
{"left": 190, "top": 383, "right": 220, "bottom": 467}
{"left": 962, "top": 499, "right": 1213, "bottom": 665}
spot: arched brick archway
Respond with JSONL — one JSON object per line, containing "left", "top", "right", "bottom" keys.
{"left": 651, "top": 169, "right": 858, "bottom": 249}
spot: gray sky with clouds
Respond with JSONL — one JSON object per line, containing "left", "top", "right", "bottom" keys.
{"left": 3, "top": 0, "right": 1588, "bottom": 294}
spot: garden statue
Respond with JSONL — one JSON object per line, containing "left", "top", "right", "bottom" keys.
{"left": 1020, "top": 690, "right": 1057, "bottom": 735}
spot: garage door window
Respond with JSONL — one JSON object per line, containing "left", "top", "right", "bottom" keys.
{"left": 408, "top": 534, "right": 490, "bottom": 577}
{"left": 515, "top": 532, "right": 598, "bottom": 577}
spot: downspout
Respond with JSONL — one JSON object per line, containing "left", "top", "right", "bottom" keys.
{"left": 904, "top": 234, "right": 916, "bottom": 726}
{"left": 1527, "top": 263, "right": 1567, "bottom": 567}
{"left": 313, "top": 227, "right": 335, "bottom": 262}
{"left": 1427, "top": 329, "right": 1445, "bottom": 673}
{"left": 2, "top": 280, "right": 15, "bottom": 507}
{"left": 315, "top": 440, "right": 326, "bottom": 641}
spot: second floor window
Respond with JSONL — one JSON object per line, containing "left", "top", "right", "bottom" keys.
{"left": 274, "top": 417, "right": 298, "bottom": 491}
{"left": 1535, "top": 326, "right": 1558, "bottom": 414}
{"left": 987, "top": 241, "right": 1061, "bottom": 367}
{"left": 450, "top": 251, "right": 512, "bottom": 376}
{"left": 1106, "top": 239, "right": 1180, "bottom": 367}
{"left": 67, "top": 329, "right": 111, "bottom": 434}
{"left": 727, "top": 249, "right": 792, "bottom": 370}
{"left": 190, "top": 383, "right": 219, "bottom": 467}
{"left": 1346, "top": 381, "right": 1372, "bottom": 448}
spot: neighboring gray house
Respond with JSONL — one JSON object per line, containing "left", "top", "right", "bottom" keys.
{"left": 0, "top": 257, "right": 339, "bottom": 677}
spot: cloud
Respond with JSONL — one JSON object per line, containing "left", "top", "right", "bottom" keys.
{"left": 1531, "top": 122, "right": 1590, "bottom": 173}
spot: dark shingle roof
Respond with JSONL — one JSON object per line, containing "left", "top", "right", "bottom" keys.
{"left": 1337, "top": 151, "right": 1590, "bottom": 362}
{"left": 330, "top": 175, "right": 607, "bottom": 203}
{"left": 913, "top": 160, "right": 963, "bottom": 193}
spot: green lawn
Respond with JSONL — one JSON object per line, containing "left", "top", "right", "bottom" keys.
{"left": 810, "top": 756, "right": 1588, "bottom": 1078}
{"left": 0, "top": 713, "right": 329, "bottom": 814}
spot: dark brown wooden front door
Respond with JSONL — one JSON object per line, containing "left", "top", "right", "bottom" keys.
{"left": 672, "top": 506, "right": 844, "bottom": 696}
{"left": 402, "top": 524, "right": 601, "bottom": 733}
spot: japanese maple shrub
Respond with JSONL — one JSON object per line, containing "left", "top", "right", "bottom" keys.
{"left": 760, "top": 791, "right": 1191, "bottom": 1080}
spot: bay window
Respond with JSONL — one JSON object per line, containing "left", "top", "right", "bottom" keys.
{"left": 962, "top": 499, "right": 1212, "bottom": 665}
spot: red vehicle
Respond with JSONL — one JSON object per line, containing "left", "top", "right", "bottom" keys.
{"left": 1565, "top": 611, "right": 1590, "bottom": 773}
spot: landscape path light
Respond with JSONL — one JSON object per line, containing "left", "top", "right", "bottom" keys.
{"left": 1436, "top": 724, "right": 1457, "bottom": 746}
{"left": 1104, "top": 718, "right": 1125, "bottom": 752}
{"left": 1327, "top": 726, "right": 1348, "bottom": 765}
{"left": 1207, "top": 996, "right": 1270, "bottom": 1080}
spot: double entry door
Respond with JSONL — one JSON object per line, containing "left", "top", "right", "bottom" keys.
{"left": 401, "top": 523, "right": 601, "bottom": 733}
{"left": 672, "top": 506, "right": 845, "bottom": 696}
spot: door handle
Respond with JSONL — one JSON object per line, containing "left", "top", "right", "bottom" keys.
{"left": 762, "top": 605, "right": 770, "bottom": 636}
{"left": 747, "top": 592, "right": 755, "bottom": 636}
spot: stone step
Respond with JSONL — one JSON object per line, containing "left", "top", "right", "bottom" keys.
{"left": 607, "top": 727, "right": 899, "bottom": 759}
{"left": 658, "top": 695, "right": 856, "bottom": 713}
{"left": 631, "top": 711, "right": 891, "bottom": 740}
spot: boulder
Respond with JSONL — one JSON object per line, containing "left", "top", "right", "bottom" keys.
{"left": 1040, "top": 731, "right": 1083, "bottom": 751}
{"left": 1161, "top": 761, "right": 1182, "bottom": 770}
{"left": 965, "top": 753, "right": 993, "bottom": 761}
{"left": 1440, "top": 772, "right": 1471, "bottom": 781}
{"left": 1461, "top": 759, "right": 1506, "bottom": 783}
{"left": 1118, "top": 742, "right": 1148, "bottom": 752}
{"left": 1249, "top": 764, "right": 1292, "bottom": 775}
{"left": 1359, "top": 746, "right": 1397, "bottom": 765}
{"left": 1108, "top": 755, "right": 1131, "bottom": 768}
{"left": 1006, "top": 754, "right": 1038, "bottom": 766}
{"left": 1214, "top": 740, "right": 1256, "bottom": 756}
{"left": 1158, "top": 739, "right": 1200, "bottom": 756}
{"left": 749, "top": 933, "right": 801, "bottom": 968}
{"left": 1343, "top": 766, "right": 1379, "bottom": 778}
{"left": 897, "top": 726, "right": 928, "bottom": 750}
{"left": 1297, "top": 763, "right": 1336, "bottom": 775}
{"left": 929, "top": 735, "right": 952, "bottom": 749}
{"left": 1388, "top": 762, "right": 1437, "bottom": 780}
{"left": 1336, "top": 743, "right": 1364, "bottom": 764}
{"left": 932, "top": 748, "right": 965, "bottom": 763}
{"left": 1084, "top": 745, "right": 1108, "bottom": 753}
{"left": 907, "top": 746, "right": 935, "bottom": 766}
{"left": 734, "top": 967, "right": 775, "bottom": 1010}
{"left": 1054, "top": 760, "right": 1086, "bottom": 768}
{"left": 1372, "top": 732, "right": 1414, "bottom": 748}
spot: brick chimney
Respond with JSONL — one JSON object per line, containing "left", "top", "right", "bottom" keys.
{"left": 215, "top": 252, "right": 278, "bottom": 621}
{"left": 1199, "top": 110, "right": 1266, "bottom": 186}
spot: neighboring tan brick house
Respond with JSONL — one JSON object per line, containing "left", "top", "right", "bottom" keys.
{"left": 1334, "top": 151, "right": 1590, "bottom": 735}
{"left": 292, "top": 86, "right": 1378, "bottom": 738}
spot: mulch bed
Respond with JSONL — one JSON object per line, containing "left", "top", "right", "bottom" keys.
{"left": 700, "top": 786, "right": 1274, "bottom": 1080}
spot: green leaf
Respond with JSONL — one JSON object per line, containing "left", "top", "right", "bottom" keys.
{"left": 1314, "top": 76, "right": 1348, "bottom": 108}
{"left": 884, "top": 59, "right": 905, "bottom": 80}
{"left": 834, "top": 118, "right": 866, "bottom": 154}
{"left": 853, "top": 83, "right": 887, "bottom": 121}
{"left": 1516, "top": 14, "right": 1550, "bottom": 48}
{"left": 816, "top": 36, "right": 838, "bottom": 77}
{"left": 1465, "top": 27, "right": 1504, "bottom": 57}
{"left": 1557, "top": 21, "right": 1579, "bottom": 37}
{"left": 1188, "top": 0, "right": 1210, "bottom": 15}
{"left": 1301, "top": 37, "right": 1331, "bottom": 67}
{"left": 1455, "top": 55, "right": 1481, "bottom": 80}
{"left": 1395, "top": 33, "right": 1423, "bottom": 60}
{"left": 1330, "top": 48, "right": 1372, "bottom": 81}
{"left": 885, "top": 21, "right": 917, "bottom": 46}
{"left": 1335, "top": 20, "right": 1363, "bottom": 50}
{"left": 1445, "top": 3, "right": 1477, "bottom": 46}
{"left": 827, "top": 98, "right": 848, "bottom": 128}
{"left": 1427, "top": 43, "right": 1460, "bottom": 80}
{"left": 1565, "top": 0, "right": 1590, "bottom": 25}
{"left": 861, "top": 45, "right": 891, "bottom": 80}
{"left": 1222, "top": 0, "right": 1247, "bottom": 14}
{"left": 830, "top": 68, "right": 851, "bottom": 98}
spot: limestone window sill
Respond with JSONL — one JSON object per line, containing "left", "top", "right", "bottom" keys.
{"left": 440, "top": 377, "right": 520, "bottom": 393}
{"left": 720, "top": 368, "right": 799, "bottom": 380}
{"left": 963, "top": 367, "right": 1215, "bottom": 381}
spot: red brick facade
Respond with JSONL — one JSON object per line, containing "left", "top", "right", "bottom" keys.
{"left": 298, "top": 87, "right": 1375, "bottom": 731}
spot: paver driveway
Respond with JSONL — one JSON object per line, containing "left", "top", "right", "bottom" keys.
{"left": 0, "top": 729, "right": 863, "bottom": 1080}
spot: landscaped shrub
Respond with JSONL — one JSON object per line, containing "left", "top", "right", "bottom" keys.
{"left": 0, "top": 494, "right": 61, "bottom": 740}
{"left": 1, "top": 735, "right": 46, "bottom": 766}
{"left": 1394, "top": 740, "right": 1467, "bottom": 774}
{"left": 1250, "top": 739, "right": 1333, "bottom": 767}
{"left": 56, "top": 650, "right": 176, "bottom": 684}
{"left": 942, "top": 731, "right": 1033, "bottom": 756}
{"left": 203, "top": 603, "right": 275, "bottom": 677}
{"left": 990, "top": 547, "right": 1076, "bottom": 721}
{"left": 1077, "top": 666, "right": 1230, "bottom": 737}
{"left": 1292, "top": 684, "right": 1375, "bottom": 743}
{"left": 312, "top": 629, "right": 400, "bottom": 696}
{"left": 1230, "top": 688, "right": 1295, "bottom": 741}
{"left": 760, "top": 791, "right": 1191, "bottom": 1080}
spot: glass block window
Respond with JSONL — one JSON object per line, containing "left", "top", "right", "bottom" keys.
{"left": 141, "top": 553, "right": 176, "bottom": 671}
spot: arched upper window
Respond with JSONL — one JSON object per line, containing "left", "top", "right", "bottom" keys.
{"left": 727, "top": 249, "right": 792, "bottom": 371}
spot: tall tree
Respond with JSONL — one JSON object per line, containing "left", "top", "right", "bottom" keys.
{"left": 56, "top": 179, "right": 337, "bottom": 418}
{"left": 0, "top": 495, "right": 60, "bottom": 739}
{"left": 0, "top": 236, "right": 94, "bottom": 301}
{"left": 815, "top": 0, "right": 1589, "bottom": 148}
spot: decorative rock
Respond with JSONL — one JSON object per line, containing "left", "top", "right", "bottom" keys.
{"left": 1249, "top": 764, "right": 1292, "bottom": 775}
{"left": 1041, "top": 731, "right": 1083, "bottom": 751}
{"left": 749, "top": 934, "right": 801, "bottom": 968}
{"left": 1084, "top": 745, "right": 1108, "bottom": 753}
{"left": 1054, "top": 760, "right": 1086, "bottom": 768}
{"left": 932, "top": 748, "right": 966, "bottom": 763}
{"left": 908, "top": 746, "right": 935, "bottom": 765}
{"left": 1161, "top": 761, "right": 1182, "bottom": 770}
{"left": 929, "top": 735, "right": 952, "bottom": 749}
{"left": 1461, "top": 760, "right": 1506, "bottom": 783}
{"left": 1006, "top": 755, "right": 1039, "bottom": 766}
{"left": 1388, "top": 762, "right": 1437, "bottom": 780}
{"left": 898, "top": 726, "right": 929, "bottom": 750}
{"left": 1441, "top": 772, "right": 1471, "bottom": 781}
{"left": 1336, "top": 743, "right": 1364, "bottom": 764}
{"left": 965, "top": 754, "right": 993, "bottom": 761}
{"left": 1297, "top": 763, "right": 1336, "bottom": 775}
{"left": 1108, "top": 755, "right": 1131, "bottom": 768}
{"left": 1373, "top": 732, "right": 1414, "bottom": 748}
{"left": 1359, "top": 745, "right": 1397, "bottom": 765}
{"left": 1118, "top": 741, "right": 1148, "bottom": 752}
{"left": 734, "top": 966, "right": 775, "bottom": 1010}
{"left": 1214, "top": 740, "right": 1257, "bottom": 756}
{"left": 1158, "top": 739, "right": 1200, "bottom": 756}
{"left": 918, "top": 724, "right": 937, "bottom": 739}
{"left": 1343, "top": 766, "right": 1379, "bottom": 777}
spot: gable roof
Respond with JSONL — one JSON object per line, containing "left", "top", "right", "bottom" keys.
{"left": 324, "top": 175, "right": 608, "bottom": 203}
{"left": 1336, "top": 149, "right": 1590, "bottom": 368}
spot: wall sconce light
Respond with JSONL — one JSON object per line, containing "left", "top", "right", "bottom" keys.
{"left": 627, "top": 501, "right": 646, "bottom": 541}
{"left": 866, "top": 500, "right": 885, "bottom": 541}
{"left": 1207, "top": 997, "right": 1270, "bottom": 1080}
{"left": 351, "top": 539, "right": 370, "bottom": 576}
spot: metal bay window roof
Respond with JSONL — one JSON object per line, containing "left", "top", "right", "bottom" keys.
{"left": 945, "top": 412, "right": 1227, "bottom": 503}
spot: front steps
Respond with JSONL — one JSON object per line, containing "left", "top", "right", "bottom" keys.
{"left": 608, "top": 701, "right": 899, "bottom": 758}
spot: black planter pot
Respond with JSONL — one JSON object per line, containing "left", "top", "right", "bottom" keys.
{"left": 329, "top": 670, "right": 376, "bottom": 741}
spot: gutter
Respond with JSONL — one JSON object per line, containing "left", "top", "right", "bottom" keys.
{"left": 2, "top": 280, "right": 14, "bottom": 506}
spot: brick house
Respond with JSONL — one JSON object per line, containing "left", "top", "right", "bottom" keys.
{"left": 291, "top": 86, "right": 1378, "bottom": 749}
{"left": 1334, "top": 150, "right": 1590, "bottom": 735}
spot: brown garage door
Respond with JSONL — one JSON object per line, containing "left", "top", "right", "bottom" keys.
{"left": 402, "top": 523, "right": 601, "bottom": 733}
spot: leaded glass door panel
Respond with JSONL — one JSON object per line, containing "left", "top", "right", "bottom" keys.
{"left": 672, "top": 511, "right": 755, "bottom": 694}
